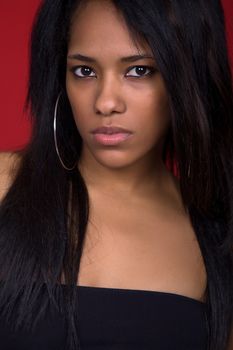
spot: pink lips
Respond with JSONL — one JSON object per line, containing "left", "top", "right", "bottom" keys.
{"left": 91, "top": 126, "right": 133, "bottom": 146}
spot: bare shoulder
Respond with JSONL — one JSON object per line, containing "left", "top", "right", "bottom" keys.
{"left": 227, "top": 326, "right": 233, "bottom": 350}
{"left": 0, "top": 151, "right": 23, "bottom": 202}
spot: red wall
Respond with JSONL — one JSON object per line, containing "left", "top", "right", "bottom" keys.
{"left": 0, "top": 1, "right": 41, "bottom": 151}
{"left": 0, "top": 0, "right": 232, "bottom": 151}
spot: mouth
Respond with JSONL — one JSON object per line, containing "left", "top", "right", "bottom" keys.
{"left": 91, "top": 126, "right": 133, "bottom": 146}
{"left": 92, "top": 132, "right": 132, "bottom": 145}
{"left": 91, "top": 126, "right": 132, "bottom": 134}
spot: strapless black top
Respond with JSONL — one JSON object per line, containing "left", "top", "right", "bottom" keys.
{"left": 0, "top": 285, "right": 208, "bottom": 350}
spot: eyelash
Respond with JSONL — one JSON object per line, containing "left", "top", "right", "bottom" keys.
{"left": 69, "top": 65, "right": 156, "bottom": 79}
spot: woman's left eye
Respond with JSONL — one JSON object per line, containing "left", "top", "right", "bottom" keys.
{"left": 126, "top": 66, "right": 155, "bottom": 77}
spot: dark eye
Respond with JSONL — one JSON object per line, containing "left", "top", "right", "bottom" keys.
{"left": 126, "top": 66, "right": 155, "bottom": 77}
{"left": 72, "top": 66, "right": 96, "bottom": 78}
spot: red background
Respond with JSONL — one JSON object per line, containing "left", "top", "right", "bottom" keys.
{"left": 0, "top": 0, "right": 232, "bottom": 151}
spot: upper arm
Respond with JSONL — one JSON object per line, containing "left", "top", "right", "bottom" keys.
{"left": 0, "top": 151, "right": 22, "bottom": 202}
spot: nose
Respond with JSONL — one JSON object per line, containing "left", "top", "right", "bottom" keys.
{"left": 94, "top": 75, "right": 126, "bottom": 116}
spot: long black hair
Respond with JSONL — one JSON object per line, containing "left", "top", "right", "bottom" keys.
{"left": 0, "top": 0, "right": 232, "bottom": 349}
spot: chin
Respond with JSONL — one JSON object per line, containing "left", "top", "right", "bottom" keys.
{"left": 92, "top": 150, "right": 137, "bottom": 169}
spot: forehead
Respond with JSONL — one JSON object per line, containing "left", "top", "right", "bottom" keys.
{"left": 68, "top": 0, "right": 152, "bottom": 56}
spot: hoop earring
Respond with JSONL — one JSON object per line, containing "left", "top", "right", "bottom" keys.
{"left": 53, "top": 91, "right": 77, "bottom": 171}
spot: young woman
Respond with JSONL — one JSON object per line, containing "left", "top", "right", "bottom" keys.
{"left": 0, "top": 0, "right": 232, "bottom": 349}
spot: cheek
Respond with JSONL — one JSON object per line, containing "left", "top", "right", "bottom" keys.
{"left": 66, "top": 82, "right": 92, "bottom": 132}
{"left": 131, "top": 86, "right": 171, "bottom": 143}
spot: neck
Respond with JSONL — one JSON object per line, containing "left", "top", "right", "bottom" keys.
{"left": 77, "top": 146, "right": 176, "bottom": 200}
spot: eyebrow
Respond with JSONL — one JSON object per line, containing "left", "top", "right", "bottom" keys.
{"left": 67, "top": 53, "right": 155, "bottom": 63}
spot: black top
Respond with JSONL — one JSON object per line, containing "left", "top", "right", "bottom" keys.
{"left": 0, "top": 284, "right": 208, "bottom": 350}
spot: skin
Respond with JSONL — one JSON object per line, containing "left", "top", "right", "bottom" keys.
{"left": 1, "top": 1, "right": 231, "bottom": 343}
{"left": 65, "top": 0, "right": 207, "bottom": 302}
{"left": 66, "top": 0, "right": 172, "bottom": 196}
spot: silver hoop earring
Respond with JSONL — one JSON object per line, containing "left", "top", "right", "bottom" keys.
{"left": 53, "top": 91, "right": 77, "bottom": 171}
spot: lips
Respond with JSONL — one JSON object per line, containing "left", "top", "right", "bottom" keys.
{"left": 91, "top": 126, "right": 133, "bottom": 146}
{"left": 91, "top": 126, "right": 132, "bottom": 134}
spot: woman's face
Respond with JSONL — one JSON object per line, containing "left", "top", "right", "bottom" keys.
{"left": 66, "top": 0, "right": 171, "bottom": 170}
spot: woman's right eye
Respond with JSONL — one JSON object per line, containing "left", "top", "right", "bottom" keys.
{"left": 71, "top": 66, "right": 96, "bottom": 78}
